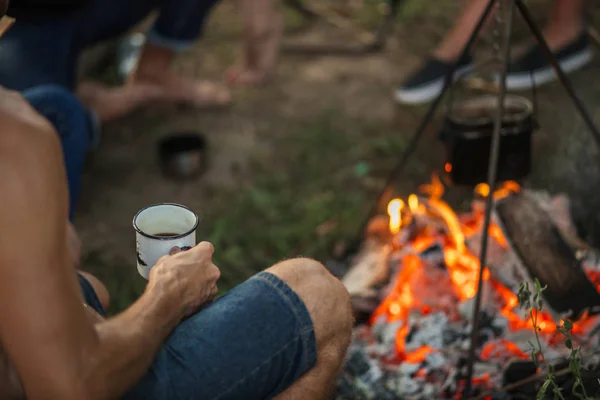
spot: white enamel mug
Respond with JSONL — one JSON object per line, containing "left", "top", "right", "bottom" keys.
{"left": 133, "top": 203, "right": 199, "bottom": 279}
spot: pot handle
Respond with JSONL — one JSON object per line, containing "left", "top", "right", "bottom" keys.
{"left": 445, "top": 58, "right": 499, "bottom": 116}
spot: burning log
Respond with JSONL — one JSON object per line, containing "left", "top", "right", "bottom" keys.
{"left": 495, "top": 191, "right": 600, "bottom": 319}
{"left": 342, "top": 237, "right": 391, "bottom": 298}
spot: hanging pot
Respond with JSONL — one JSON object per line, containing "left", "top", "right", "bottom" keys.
{"left": 440, "top": 94, "right": 537, "bottom": 186}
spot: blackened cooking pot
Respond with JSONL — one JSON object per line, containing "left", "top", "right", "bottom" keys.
{"left": 440, "top": 94, "right": 537, "bottom": 186}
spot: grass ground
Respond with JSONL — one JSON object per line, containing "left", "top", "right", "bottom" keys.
{"left": 75, "top": 0, "right": 600, "bottom": 313}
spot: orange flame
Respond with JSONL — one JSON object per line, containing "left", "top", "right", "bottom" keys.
{"left": 405, "top": 346, "right": 435, "bottom": 363}
{"left": 419, "top": 173, "right": 445, "bottom": 200}
{"left": 371, "top": 254, "right": 421, "bottom": 324}
{"left": 474, "top": 181, "right": 521, "bottom": 200}
{"left": 481, "top": 339, "right": 528, "bottom": 361}
{"left": 380, "top": 177, "right": 595, "bottom": 364}
{"left": 587, "top": 270, "right": 600, "bottom": 292}
{"left": 408, "top": 194, "right": 419, "bottom": 214}
{"left": 387, "top": 198, "right": 404, "bottom": 234}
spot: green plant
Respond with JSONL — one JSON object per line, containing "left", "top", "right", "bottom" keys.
{"left": 517, "top": 279, "right": 594, "bottom": 400}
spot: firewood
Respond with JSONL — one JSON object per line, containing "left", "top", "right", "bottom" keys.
{"left": 342, "top": 237, "right": 391, "bottom": 297}
{"left": 495, "top": 192, "right": 600, "bottom": 319}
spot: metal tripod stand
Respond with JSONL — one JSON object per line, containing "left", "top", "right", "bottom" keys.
{"left": 349, "top": 0, "right": 600, "bottom": 395}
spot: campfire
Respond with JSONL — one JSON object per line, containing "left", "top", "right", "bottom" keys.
{"left": 335, "top": 176, "right": 600, "bottom": 399}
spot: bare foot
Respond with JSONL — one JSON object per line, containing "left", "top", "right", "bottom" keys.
{"left": 133, "top": 71, "right": 232, "bottom": 108}
{"left": 76, "top": 81, "right": 165, "bottom": 123}
{"left": 225, "top": 66, "right": 269, "bottom": 87}
{"left": 225, "top": 2, "right": 284, "bottom": 87}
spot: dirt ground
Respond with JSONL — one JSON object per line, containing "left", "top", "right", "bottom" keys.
{"left": 73, "top": 0, "right": 600, "bottom": 312}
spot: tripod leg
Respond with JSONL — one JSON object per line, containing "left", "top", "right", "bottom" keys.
{"left": 372, "top": 0, "right": 407, "bottom": 49}
{"left": 515, "top": 0, "right": 600, "bottom": 149}
{"left": 348, "top": 0, "right": 499, "bottom": 255}
{"left": 463, "top": 0, "right": 516, "bottom": 396}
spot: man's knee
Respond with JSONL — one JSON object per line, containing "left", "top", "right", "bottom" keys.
{"left": 265, "top": 258, "right": 353, "bottom": 358}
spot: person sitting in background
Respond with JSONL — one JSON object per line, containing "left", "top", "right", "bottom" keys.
{"left": 23, "top": 85, "right": 96, "bottom": 220}
{"left": 0, "top": 76, "right": 353, "bottom": 399}
{"left": 0, "top": 9, "right": 92, "bottom": 218}
{"left": 1, "top": 0, "right": 232, "bottom": 125}
{"left": 395, "top": 0, "right": 590, "bottom": 104}
{"left": 225, "top": 0, "right": 284, "bottom": 86}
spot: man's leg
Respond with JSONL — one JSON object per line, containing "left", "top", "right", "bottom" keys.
{"left": 505, "top": 0, "right": 589, "bottom": 90}
{"left": 126, "top": 0, "right": 231, "bottom": 108}
{"left": 432, "top": 0, "right": 492, "bottom": 62}
{"left": 122, "top": 258, "right": 352, "bottom": 400}
{"left": 225, "top": 0, "right": 285, "bottom": 87}
{"left": 543, "top": 0, "right": 586, "bottom": 49}
{"left": 22, "top": 85, "right": 97, "bottom": 219}
{"left": 269, "top": 259, "right": 353, "bottom": 399}
{"left": 394, "top": 0, "right": 489, "bottom": 104}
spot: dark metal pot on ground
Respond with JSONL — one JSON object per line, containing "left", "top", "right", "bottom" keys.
{"left": 440, "top": 94, "right": 537, "bottom": 186}
{"left": 158, "top": 133, "right": 207, "bottom": 180}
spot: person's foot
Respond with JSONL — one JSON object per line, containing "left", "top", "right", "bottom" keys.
{"left": 76, "top": 81, "right": 166, "bottom": 123}
{"left": 225, "top": 10, "right": 284, "bottom": 87}
{"left": 118, "top": 39, "right": 232, "bottom": 108}
{"left": 225, "top": 65, "right": 270, "bottom": 87}
{"left": 505, "top": 30, "right": 592, "bottom": 90}
{"left": 394, "top": 54, "right": 474, "bottom": 105}
{"left": 133, "top": 71, "right": 232, "bottom": 108}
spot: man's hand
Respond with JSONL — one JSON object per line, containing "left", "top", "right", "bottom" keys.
{"left": 148, "top": 242, "right": 221, "bottom": 320}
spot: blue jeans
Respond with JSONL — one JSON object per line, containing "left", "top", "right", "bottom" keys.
{"left": 23, "top": 85, "right": 95, "bottom": 219}
{"left": 79, "top": 272, "right": 318, "bottom": 400}
{"left": 0, "top": 0, "right": 221, "bottom": 91}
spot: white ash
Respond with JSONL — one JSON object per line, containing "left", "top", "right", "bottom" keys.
{"left": 458, "top": 282, "right": 495, "bottom": 321}
{"left": 373, "top": 320, "right": 403, "bottom": 355}
{"left": 391, "top": 375, "right": 422, "bottom": 397}
{"left": 404, "top": 312, "right": 448, "bottom": 352}
{"left": 398, "top": 362, "right": 421, "bottom": 376}
{"left": 421, "top": 383, "right": 436, "bottom": 398}
{"left": 426, "top": 351, "right": 447, "bottom": 369}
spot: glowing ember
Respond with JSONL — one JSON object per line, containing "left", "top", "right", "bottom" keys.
{"left": 474, "top": 181, "right": 520, "bottom": 200}
{"left": 404, "top": 346, "right": 435, "bottom": 363}
{"left": 481, "top": 339, "right": 528, "bottom": 361}
{"left": 587, "top": 270, "right": 600, "bottom": 292}
{"left": 387, "top": 198, "right": 404, "bottom": 234}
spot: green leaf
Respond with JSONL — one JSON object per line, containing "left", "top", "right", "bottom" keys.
{"left": 565, "top": 338, "right": 572, "bottom": 349}
{"left": 551, "top": 384, "right": 564, "bottom": 400}
{"left": 537, "top": 379, "right": 551, "bottom": 400}
{"left": 571, "top": 379, "right": 585, "bottom": 400}
{"left": 563, "top": 319, "right": 573, "bottom": 331}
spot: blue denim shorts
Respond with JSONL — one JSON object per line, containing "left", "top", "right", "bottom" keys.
{"left": 79, "top": 272, "right": 318, "bottom": 400}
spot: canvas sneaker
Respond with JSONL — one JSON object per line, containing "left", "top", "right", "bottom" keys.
{"left": 505, "top": 31, "right": 592, "bottom": 90}
{"left": 394, "top": 54, "right": 474, "bottom": 105}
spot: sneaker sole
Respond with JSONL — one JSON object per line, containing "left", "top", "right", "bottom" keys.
{"left": 504, "top": 47, "right": 593, "bottom": 90}
{"left": 394, "top": 64, "right": 474, "bottom": 105}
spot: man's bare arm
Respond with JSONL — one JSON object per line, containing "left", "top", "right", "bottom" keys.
{"left": 0, "top": 90, "right": 219, "bottom": 400}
